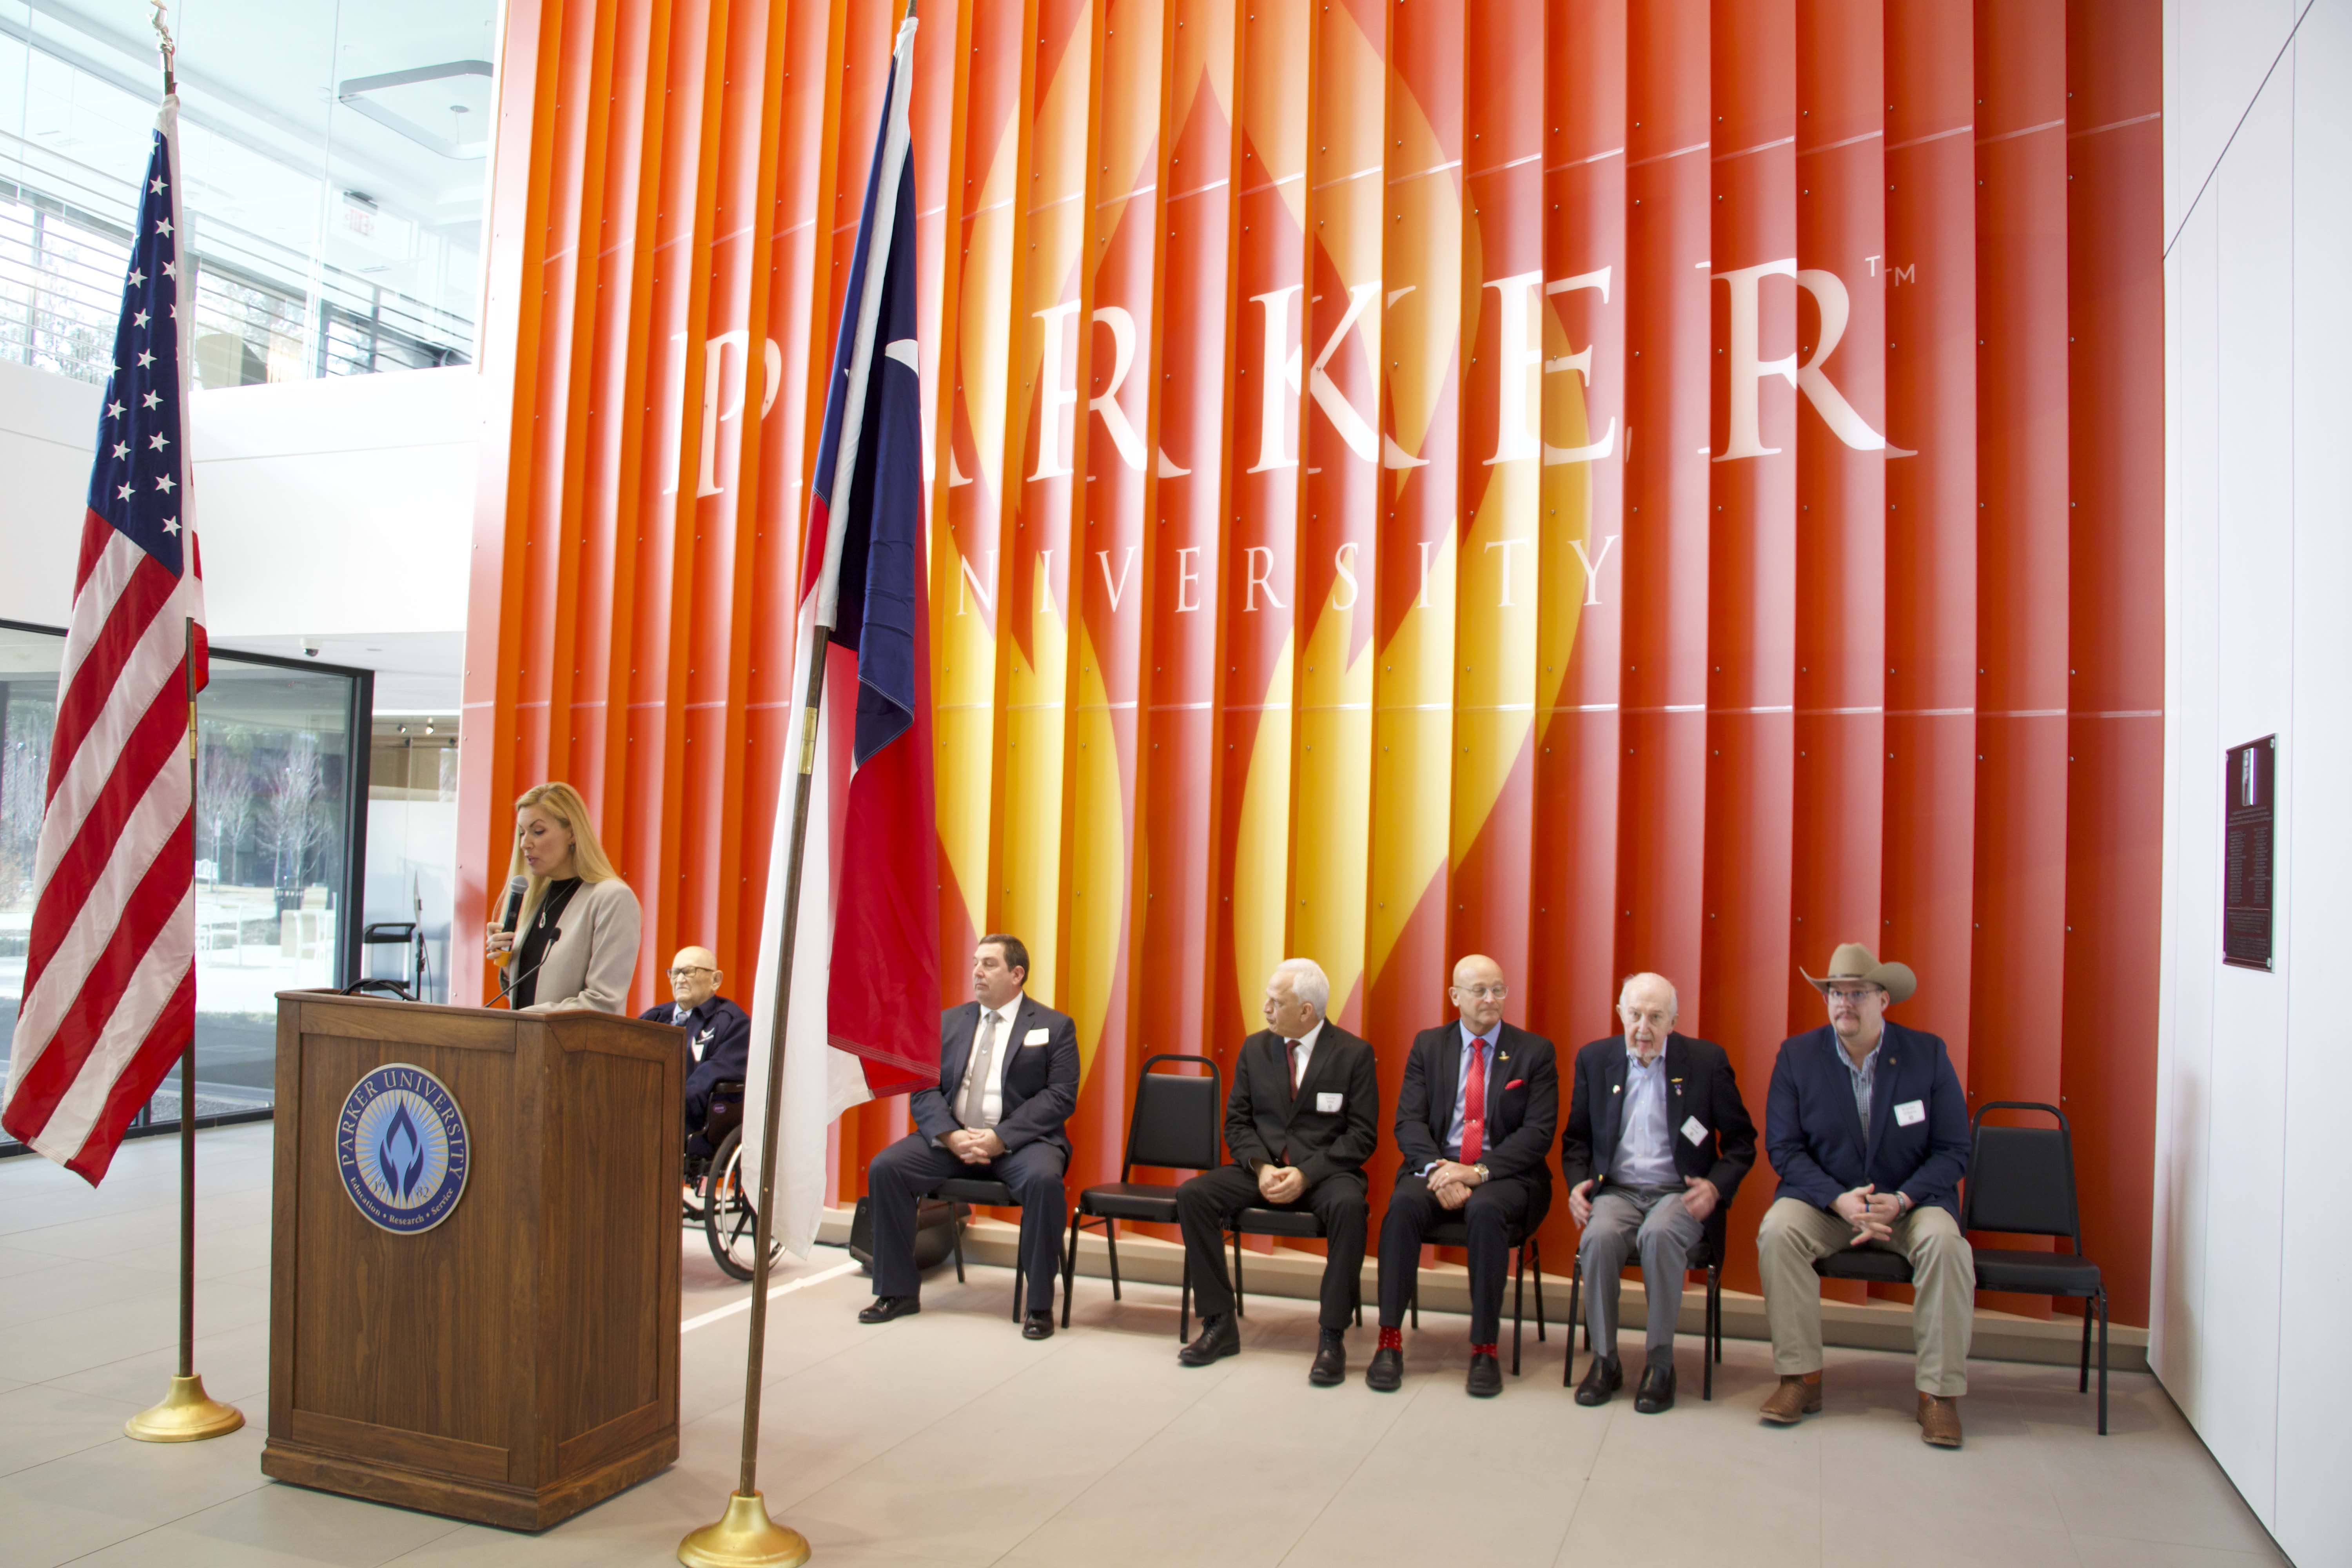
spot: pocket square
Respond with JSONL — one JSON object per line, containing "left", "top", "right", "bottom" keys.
{"left": 1504, "top": 1079, "right": 1524, "bottom": 1091}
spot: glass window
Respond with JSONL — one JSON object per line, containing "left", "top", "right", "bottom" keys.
{"left": 0, "top": 620, "right": 368, "bottom": 1146}
{"left": 0, "top": 0, "right": 496, "bottom": 388}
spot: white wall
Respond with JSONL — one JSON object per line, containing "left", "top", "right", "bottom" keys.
{"left": 2158, "top": 5, "right": 2352, "bottom": 1564}
{"left": 0, "top": 359, "right": 476, "bottom": 711}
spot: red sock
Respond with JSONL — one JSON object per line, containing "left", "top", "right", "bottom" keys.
{"left": 1470, "top": 1341, "right": 1499, "bottom": 1358}
{"left": 1377, "top": 1326, "right": 1403, "bottom": 1352}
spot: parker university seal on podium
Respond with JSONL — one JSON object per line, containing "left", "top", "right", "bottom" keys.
{"left": 336, "top": 1065, "right": 470, "bottom": 1234}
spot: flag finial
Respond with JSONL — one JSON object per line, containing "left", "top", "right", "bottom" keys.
{"left": 149, "top": 0, "right": 176, "bottom": 95}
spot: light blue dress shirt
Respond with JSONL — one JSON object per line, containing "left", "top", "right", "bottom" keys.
{"left": 1419, "top": 1022, "right": 1503, "bottom": 1175}
{"left": 1608, "top": 1045, "right": 1680, "bottom": 1188}
{"left": 1840, "top": 1038, "right": 1882, "bottom": 1154}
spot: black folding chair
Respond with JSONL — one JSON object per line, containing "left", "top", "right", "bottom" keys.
{"left": 1228, "top": 1209, "right": 1365, "bottom": 1327}
{"left": 1964, "top": 1101, "right": 2109, "bottom": 1434}
{"left": 1405, "top": 1219, "right": 1544, "bottom": 1374}
{"left": 939, "top": 1174, "right": 1069, "bottom": 1323}
{"left": 1060, "top": 1055, "right": 1223, "bottom": 1336}
{"left": 1564, "top": 1214, "right": 1726, "bottom": 1399}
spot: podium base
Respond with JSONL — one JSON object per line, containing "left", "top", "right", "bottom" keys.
{"left": 678, "top": 1491, "right": 810, "bottom": 1568}
{"left": 125, "top": 1374, "right": 245, "bottom": 1443}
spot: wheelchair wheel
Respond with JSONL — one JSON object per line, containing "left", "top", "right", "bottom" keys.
{"left": 703, "top": 1127, "right": 779, "bottom": 1281}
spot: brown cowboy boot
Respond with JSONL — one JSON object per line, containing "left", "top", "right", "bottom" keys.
{"left": 1916, "top": 1392, "right": 1963, "bottom": 1448}
{"left": 1759, "top": 1371, "right": 1822, "bottom": 1424}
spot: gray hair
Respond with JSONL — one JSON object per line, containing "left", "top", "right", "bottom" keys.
{"left": 1617, "top": 971, "right": 1681, "bottom": 1020}
{"left": 1271, "top": 957, "right": 1330, "bottom": 1018}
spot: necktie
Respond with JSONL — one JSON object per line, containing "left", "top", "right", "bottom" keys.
{"left": 1461, "top": 1040, "right": 1488, "bottom": 1163}
{"left": 958, "top": 1010, "right": 1000, "bottom": 1129}
{"left": 1290, "top": 1040, "right": 1305, "bottom": 1095}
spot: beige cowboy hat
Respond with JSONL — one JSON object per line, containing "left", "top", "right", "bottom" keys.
{"left": 1800, "top": 942, "right": 1917, "bottom": 1006}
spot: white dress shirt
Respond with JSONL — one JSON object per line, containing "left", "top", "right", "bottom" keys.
{"left": 1283, "top": 1018, "right": 1327, "bottom": 1091}
{"left": 949, "top": 995, "right": 1024, "bottom": 1132}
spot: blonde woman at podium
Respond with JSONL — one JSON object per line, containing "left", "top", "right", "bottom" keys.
{"left": 483, "top": 782, "right": 642, "bottom": 1013}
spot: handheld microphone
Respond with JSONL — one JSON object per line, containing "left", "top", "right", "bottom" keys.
{"left": 492, "top": 875, "right": 528, "bottom": 967}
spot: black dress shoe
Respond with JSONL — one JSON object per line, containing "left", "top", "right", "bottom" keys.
{"left": 858, "top": 1295, "right": 920, "bottom": 1324}
{"left": 1466, "top": 1351, "right": 1503, "bottom": 1398}
{"left": 1308, "top": 1328, "right": 1347, "bottom": 1386}
{"left": 1178, "top": 1314, "right": 1241, "bottom": 1367}
{"left": 1022, "top": 1311, "right": 1054, "bottom": 1341}
{"left": 1575, "top": 1353, "right": 1622, "bottom": 1406}
{"left": 1635, "top": 1354, "right": 1676, "bottom": 1413}
{"left": 1365, "top": 1345, "right": 1404, "bottom": 1392}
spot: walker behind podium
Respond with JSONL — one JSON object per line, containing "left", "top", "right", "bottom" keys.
{"left": 262, "top": 991, "right": 683, "bottom": 1529}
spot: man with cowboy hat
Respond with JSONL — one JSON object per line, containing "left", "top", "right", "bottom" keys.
{"left": 1756, "top": 943, "right": 1973, "bottom": 1446}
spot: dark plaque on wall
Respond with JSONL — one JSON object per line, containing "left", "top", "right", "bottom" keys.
{"left": 2223, "top": 736, "right": 2276, "bottom": 971}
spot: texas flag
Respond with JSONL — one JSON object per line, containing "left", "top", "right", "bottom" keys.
{"left": 745, "top": 9, "right": 937, "bottom": 1259}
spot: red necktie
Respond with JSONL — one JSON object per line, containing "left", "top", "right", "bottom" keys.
{"left": 1461, "top": 1040, "right": 1488, "bottom": 1163}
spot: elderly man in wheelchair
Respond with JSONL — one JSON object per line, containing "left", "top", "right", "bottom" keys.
{"left": 641, "top": 946, "right": 751, "bottom": 1216}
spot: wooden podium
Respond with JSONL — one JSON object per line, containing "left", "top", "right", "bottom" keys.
{"left": 261, "top": 993, "right": 682, "bottom": 1529}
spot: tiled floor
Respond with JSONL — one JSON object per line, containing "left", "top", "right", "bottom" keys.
{"left": 0, "top": 1124, "right": 2291, "bottom": 1567}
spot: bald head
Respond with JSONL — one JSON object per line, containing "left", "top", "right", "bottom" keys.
{"left": 1450, "top": 953, "right": 1508, "bottom": 1034}
{"left": 668, "top": 946, "right": 722, "bottom": 1009}
{"left": 1616, "top": 972, "right": 1678, "bottom": 1060}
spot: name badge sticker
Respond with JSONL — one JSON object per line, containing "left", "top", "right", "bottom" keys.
{"left": 1681, "top": 1115, "right": 1708, "bottom": 1145}
{"left": 1023, "top": 1027, "right": 1050, "bottom": 1045}
{"left": 1894, "top": 1099, "right": 1926, "bottom": 1127}
{"left": 1316, "top": 1091, "right": 1343, "bottom": 1113}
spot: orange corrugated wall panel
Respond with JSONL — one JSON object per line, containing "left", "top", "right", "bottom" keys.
{"left": 463, "top": 0, "right": 2166, "bottom": 1322}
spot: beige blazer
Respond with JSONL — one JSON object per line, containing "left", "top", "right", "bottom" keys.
{"left": 516, "top": 876, "right": 642, "bottom": 1014}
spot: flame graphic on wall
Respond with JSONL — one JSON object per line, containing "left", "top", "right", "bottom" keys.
{"left": 378, "top": 1102, "right": 426, "bottom": 1202}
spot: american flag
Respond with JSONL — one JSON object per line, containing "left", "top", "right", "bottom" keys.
{"left": 2, "top": 96, "right": 208, "bottom": 1183}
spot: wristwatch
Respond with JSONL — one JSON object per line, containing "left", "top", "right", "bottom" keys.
{"left": 1473, "top": 1162, "right": 1491, "bottom": 1184}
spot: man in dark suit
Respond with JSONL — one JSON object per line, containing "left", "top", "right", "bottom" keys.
{"left": 858, "top": 933, "right": 1080, "bottom": 1339}
{"left": 1175, "top": 958, "right": 1379, "bottom": 1385}
{"left": 1559, "top": 972, "right": 1756, "bottom": 1413}
{"left": 1365, "top": 955, "right": 1556, "bottom": 1397}
{"left": 1757, "top": 944, "right": 1972, "bottom": 1447}
{"left": 639, "top": 945, "right": 750, "bottom": 1155}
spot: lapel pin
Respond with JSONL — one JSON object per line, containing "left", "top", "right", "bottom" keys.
{"left": 1612, "top": 1083, "right": 1622, "bottom": 1094}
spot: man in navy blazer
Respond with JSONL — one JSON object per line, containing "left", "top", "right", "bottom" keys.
{"left": 1758, "top": 944, "right": 1973, "bottom": 1447}
{"left": 1559, "top": 972, "right": 1756, "bottom": 1412}
{"left": 638, "top": 945, "right": 750, "bottom": 1155}
{"left": 1366, "top": 955, "right": 1557, "bottom": 1398}
{"left": 859, "top": 934, "right": 1080, "bottom": 1339}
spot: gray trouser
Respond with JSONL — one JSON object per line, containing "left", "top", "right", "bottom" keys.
{"left": 1756, "top": 1195, "right": 1975, "bottom": 1397}
{"left": 1577, "top": 1185, "right": 1703, "bottom": 1360}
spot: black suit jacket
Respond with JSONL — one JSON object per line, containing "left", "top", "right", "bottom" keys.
{"left": 1765, "top": 1020, "right": 1968, "bottom": 1220}
{"left": 1559, "top": 1033, "right": 1757, "bottom": 1205}
{"left": 1393, "top": 1022, "right": 1557, "bottom": 1189}
{"left": 911, "top": 996, "right": 1081, "bottom": 1155}
{"left": 1223, "top": 1024, "right": 1379, "bottom": 1189}
{"left": 640, "top": 996, "right": 752, "bottom": 1103}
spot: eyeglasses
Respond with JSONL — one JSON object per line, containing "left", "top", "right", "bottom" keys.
{"left": 667, "top": 966, "right": 715, "bottom": 980}
{"left": 1453, "top": 984, "right": 1508, "bottom": 1000}
{"left": 1618, "top": 1007, "right": 1671, "bottom": 1026}
{"left": 1822, "top": 986, "right": 1881, "bottom": 1003}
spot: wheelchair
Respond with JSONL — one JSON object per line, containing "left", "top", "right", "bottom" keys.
{"left": 691, "top": 1082, "right": 786, "bottom": 1282}
{"left": 682, "top": 1078, "right": 744, "bottom": 1230}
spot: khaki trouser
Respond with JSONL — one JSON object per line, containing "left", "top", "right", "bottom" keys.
{"left": 1757, "top": 1195, "right": 1974, "bottom": 1397}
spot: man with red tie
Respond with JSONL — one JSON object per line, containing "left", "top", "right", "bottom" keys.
{"left": 1366, "top": 955, "right": 1558, "bottom": 1397}
{"left": 1174, "top": 958, "right": 1379, "bottom": 1385}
